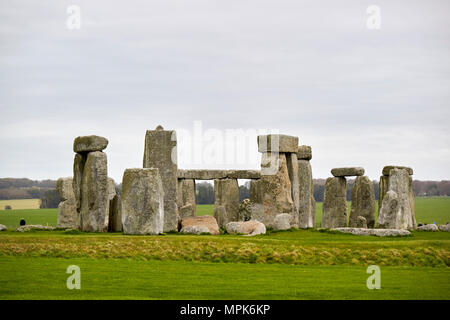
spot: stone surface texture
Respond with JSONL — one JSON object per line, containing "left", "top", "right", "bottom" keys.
{"left": 322, "top": 177, "right": 347, "bottom": 228}
{"left": 213, "top": 178, "right": 240, "bottom": 228}
{"left": 349, "top": 176, "right": 375, "bottom": 228}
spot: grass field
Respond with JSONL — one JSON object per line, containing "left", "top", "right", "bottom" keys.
{"left": 0, "top": 199, "right": 41, "bottom": 210}
{"left": 0, "top": 197, "right": 449, "bottom": 300}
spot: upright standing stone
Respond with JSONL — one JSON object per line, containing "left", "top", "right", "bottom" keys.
{"left": 56, "top": 177, "right": 79, "bottom": 229}
{"left": 108, "top": 194, "right": 122, "bottom": 232}
{"left": 259, "top": 152, "right": 294, "bottom": 228}
{"left": 298, "top": 159, "right": 315, "bottom": 228}
{"left": 286, "top": 153, "right": 300, "bottom": 228}
{"left": 378, "top": 168, "right": 416, "bottom": 229}
{"left": 121, "top": 168, "right": 164, "bottom": 235}
{"left": 73, "top": 153, "right": 86, "bottom": 214}
{"left": 177, "top": 179, "right": 196, "bottom": 219}
{"left": 143, "top": 126, "right": 178, "bottom": 232}
{"left": 349, "top": 176, "right": 375, "bottom": 228}
{"left": 213, "top": 178, "right": 240, "bottom": 228}
{"left": 322, "top": 177, "right": 347, "bottom": 228}
{"left": 249, "top": 179, "right": 264, "bottom": 222}
{"left": 378, "top": 175, "right": 389, "bottom": 215}
{"left": 105, "top": 178, "right": 117, "bottom": 229}
{"left": 80, "top": 151, "right": 109, "bottom": 232}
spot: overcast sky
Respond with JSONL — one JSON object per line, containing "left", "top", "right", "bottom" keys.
{"left": 0, "top": 0, "right": 449, "bottom": 183}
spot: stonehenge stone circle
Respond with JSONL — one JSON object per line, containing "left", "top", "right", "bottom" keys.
{"left": 331, "top": 167, "right": 364, "bottom": 177}
{"left": 177, "top": 178, "right": 196, "bottom": 220}
{"left": 73, "top": 135, "right": 108, "bottom": 153}
{"left": 377, "top": 168, "right": 416, "bottom": 229}
{"left": 143, "top": 126, "right": 178, "bottom": 232}
{"left": 298, "top": 154, "right": 315, "bottom": 228}
{"left": 349, "top": 176, "right": 375, "bottom": 228}
{"left": 180, "top": 216, "right": 220, "bottom": 235}
{"left": 80, "top": 151, "right": 109, "bottom": 232}
{"left": 121, "top": 168, "right": 164, "bottom": 235}
{"left": 56, "top": 177, "right": 78, "bottom": 229}
{"left": 213, "top": 178, "right": 240, "bottom": 228}
{"left": 322, "top": 177, "right": 347, "bottom": 228}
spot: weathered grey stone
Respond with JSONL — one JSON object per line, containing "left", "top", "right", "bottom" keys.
{"left": 297, "top": 145, "right": 312, "bottom": 160}
{"left": 179, "top": 204, "right": 195, "bottom": 220}
{"left": 249, "top": 179, "right": 263, "bottom": 204}
{"left": 0, "top": 224, "right": 7, "bottom": 231}
{"left": 355, "top": 216, "right": 367, "bottom": 228}
{"left": 121, "top": 168, "right": 164, "bottom": 235}
{"left": 298, "top": 159, "right": 315, "bottom": 228}
{"left": 417, "top": 224, "right": 438, "bottom": 231}
{"left": 238, "top": 199, "right": 252, "bottom": 221}
{"left": 73, "top": 153, "right": 86, "bottom": 213}
{"left": 104, "top": 178, "right": 117, "bottom": 229}
{"left": 258, "top": 153, "right": 294, "bottom": 228}
{"left": 80, "top": 151, "right": 109, "bottom": 232}
{"left": 178, "top": 169, "right": 227, "bottom": 180}
{"left": 180, "top": 225, "right": 211, "bottom": 235}
{"left": 349, "top": 176, "right": 375, "bottom": 228}
{"left": 143, "top": 127, "right": 178, "bottom": 232}
{"left": 331, "top": 167, "right": 364, "bottom": 177}
{"left": 177, "top": 179, "right": 196, "bottom": 219}
{"left": 227, "top": 170, "right": 261, "bottom": 179}
{"left": 257, "top": 134, "right": 299, "bottom": 153}
{"left": 382, "top": 166, "right": 413, "bottom": 176}
{"left": 286, "top": 152, "right": 300, "bottom": 228}
{"left": 73, "top": 135, "right": 108, "bottom": 153}
{"left": 273, "top": 213, "right": 293, "bottom": 231}
{"left": 438, "top": 224, "right": 450, "bottom": 232}
{"left": 225, "top": 220, "right": 266, "bottom": 236}
{"left": 16, "top": 225, "right": 56, "bottom": 232}
{"left": 56, "top": 177, "right": 79, "bottom": 229}
{"left": 331, "top": 227, "right": 411, "bottom": 237}
{"left": 177, "top": 169, "right": 261, "bottom": 180}
{"left": 322, "top": 177, "right": 347, "bottom": 228}
{"left": 378, "top": 175, "right": 389, "bottom": 215}
{"left": 377, "top": 168, "right": 416, "bottom": 230}
{"left": 108, "top": 194, "right": 122, "bottom": 232}
{"left": 180, "top": 216, "right": 220, "bottom": 235}
{"left": 213, "top": 178, "right": 240, "bottom": 228}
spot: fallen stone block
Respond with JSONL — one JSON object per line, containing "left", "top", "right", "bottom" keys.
{"left": 331, "top": 227, "right": 411, "bottom": 237}
{"left": 225, "top": 220, "right": 266, "bottom": 236}
{"left": 16, "top": 225, "right": 56, "bottom": 232}
{"left": 417, "top": 224, "right": 439, "bottom": 231}
{"left": 180, "top": 216, "right": 220, "bottom": 235}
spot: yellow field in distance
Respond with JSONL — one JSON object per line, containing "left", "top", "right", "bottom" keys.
{"left": 0, "top": 199, "right": 41, "bottom": 210}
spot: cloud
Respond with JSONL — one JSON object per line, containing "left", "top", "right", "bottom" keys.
{"left": 0, "top": 0, "right": 449, "bottom": 181}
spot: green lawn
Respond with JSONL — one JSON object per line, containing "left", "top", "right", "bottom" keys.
{"left": 0, "top": 197, "right": 449, "bottom": 300}
{"left": 1, "top": 256, "right": 448, "bottom": 300}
